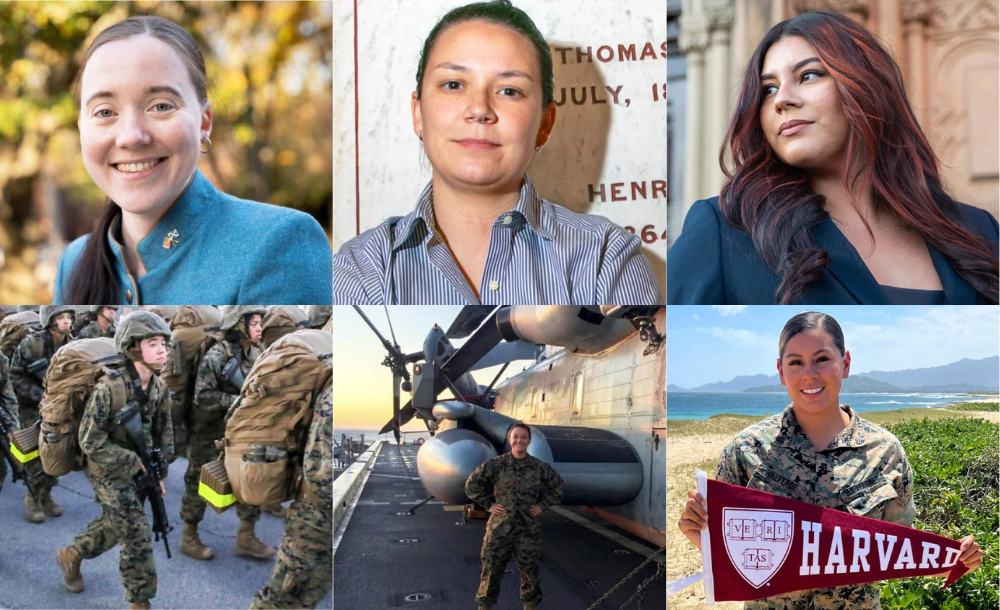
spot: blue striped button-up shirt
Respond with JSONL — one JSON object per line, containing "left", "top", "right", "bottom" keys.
{"left": 333, "top": 175, "right": 663, "bottom": 304}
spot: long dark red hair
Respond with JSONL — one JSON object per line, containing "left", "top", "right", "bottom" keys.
{"left": 719, "top": 11, "right": 998, "bottom": 304}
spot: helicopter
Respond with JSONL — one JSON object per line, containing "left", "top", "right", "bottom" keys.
{"left": 355, "top": 305, "right": 666, "bottom": 547}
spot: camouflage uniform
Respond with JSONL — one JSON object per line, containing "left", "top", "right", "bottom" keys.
{"left": 717, "top": 404, "right": 916, "bottom": 610}
{"left": 465, "top": 452, "right": 564, "bottom": 608}
{"left": 0, "top": 352, "right": 20, "bottom": 495}
{"left": 9, "top": 328, "right": 72, "bottom": 506}
{"left": 72, "top": 366, "right": 174, "bottom": 604}
{"left": 181, "top": 339, "right": 261, "bottom": 525}
{"left": 251, "top": 380, "right": 333, "bottom": 609}
{"left": 78, "top": 320, "right": 117, "bottom": 340}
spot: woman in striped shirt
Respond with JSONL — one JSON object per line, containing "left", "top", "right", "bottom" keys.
{"left": 334, "top": 0, "right": 662, "bottom": 305}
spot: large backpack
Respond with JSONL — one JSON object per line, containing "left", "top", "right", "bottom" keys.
{"left": 261, "top": 306, "right": 308, "bottom": 348}
{"left": 216, "top": 329, "right": 332, "bottom": 507}
{"left": 162, "top": 306, "right": 222, "bottom": 458}
{"left": 37, "top": 338, "right": 126, "bottom": 476}
{"left": 0, "top": 311, "right": 41, "bottom": 362}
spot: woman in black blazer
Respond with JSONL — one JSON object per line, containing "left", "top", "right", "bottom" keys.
{"left": 668, "top": 12, "right": 999, "bottom": 305}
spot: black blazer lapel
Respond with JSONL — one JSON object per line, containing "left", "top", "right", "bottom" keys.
{"left": 813, "top": 219, "right": 889, "bottom": 304}
{"left": 930, "top": 246, "right": 977, "bottom": 304}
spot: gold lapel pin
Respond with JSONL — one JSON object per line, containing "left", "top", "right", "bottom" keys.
{"left": 163, "top": 229, "right": 180, "bottom": 250}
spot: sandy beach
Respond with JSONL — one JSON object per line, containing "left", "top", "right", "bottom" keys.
{"left": 666, "top": 405, "right": 999, "bottom": 609}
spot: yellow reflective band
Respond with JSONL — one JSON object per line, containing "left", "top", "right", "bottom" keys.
{"left": 10, "top": 442, "right": 38, "bottom": 464}
{"left": 199, "top": 481, "right": 237, "bottom": 508}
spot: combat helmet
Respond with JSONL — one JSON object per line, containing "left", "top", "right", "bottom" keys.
{"left": 89, "top": 305, "right": 120, "bottom": 314}
{"left": 305, "top": 305, "right": 331, "bottom": 329}
{"left": 220, "top": 306, "right": 266, "bottom": 335}
{"left": 115, "top": 311, "right": 172, "bottom": 369}
{"left": 40, "top": 305, "right": 77, "bottom": 329}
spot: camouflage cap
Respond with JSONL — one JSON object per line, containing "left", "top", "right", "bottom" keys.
{"left": 115, "top": 311, "right": 172, "bottom": 358}
{"left": 306, "top": 305, "right": 332, "bottom": 328}
{"left": 89, "top": 305, "right": 120, "bottom": 313}
{"left": 220, "top": 306, "right": 267, "bottom": 331}
{"left": 40, "top": 305, "right": 78, "bottom": 328}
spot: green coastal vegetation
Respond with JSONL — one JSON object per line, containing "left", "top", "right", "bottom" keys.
{"left": 668, "top": 408, "right": 998, "bottom": 610}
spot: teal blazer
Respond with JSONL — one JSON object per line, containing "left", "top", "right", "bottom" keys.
{"left": 53, "top": 170, "right": 331, "bottom": 305}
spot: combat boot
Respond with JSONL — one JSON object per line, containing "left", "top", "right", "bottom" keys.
{"left": 235, "top": 519, "right": 276, "bottom": 559}
{"left": 42, "top": 489, "right": 63, "bottom": 517}
{"left": 56, "top": 546, "right": 84, "bottom": 593}
{"left": 180, "top": 522, "right": 215, "bottom": 560}
{"left": 24, "top": 494, "right": 45, "bottom": 523}
{"left": 129, "top": 601, "right": 151, "bottom": 609}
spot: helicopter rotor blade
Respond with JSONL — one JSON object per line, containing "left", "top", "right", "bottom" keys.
{"left": 445, "top": 306, "right": 497, "bottom": 339}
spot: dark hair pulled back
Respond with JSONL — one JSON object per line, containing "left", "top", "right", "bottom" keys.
{"left": 415, "top": 0, "right": 553, "bottom": 109}
{"left": 68, "top": 16, "right": 208, "bottom": 304}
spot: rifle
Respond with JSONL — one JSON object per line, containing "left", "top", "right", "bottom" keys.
{"left": 221, "top": 339, "right": 247, "bottom": 391}
{"left": 0, "top": 407, "right": 25, "bottom": 486}
{"left": 114, "top": 400, "right": 173, "bottom": 558}
{"left": 27, "top": 358, "right": 48, "bottom": 383}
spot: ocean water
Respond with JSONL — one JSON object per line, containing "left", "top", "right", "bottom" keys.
{"left": 667, "top": 392, "right": 984, "bottom": 420}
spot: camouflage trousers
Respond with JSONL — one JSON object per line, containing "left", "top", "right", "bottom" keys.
{"left": 17, "top": 409, "right": 56, "bottom": 502}
{"left": 250, "top": 501, "right": 332, "bottom": 609}
{"left": 181, "top": 433, "right": 260, "bottom": 524}
{"left": 72, "top": 492, "right": 157, "bottom": 603}
{"left": 746, "top": 584, "right": 881, "bottom": 610}
{"left": 476, "top": 519, "right": 543, "bottom": 606}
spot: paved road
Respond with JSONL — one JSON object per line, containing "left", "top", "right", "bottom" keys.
{"left": 0, "top": 456, "right": 331, "bottom": 609}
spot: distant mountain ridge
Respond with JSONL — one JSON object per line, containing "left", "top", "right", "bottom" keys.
{"left": 670, "top": 355, "right": 1000, "bottom": 393}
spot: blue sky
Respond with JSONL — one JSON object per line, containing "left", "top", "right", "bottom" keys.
{"left": 668, "top": 306, "right": 1000, "bottom": 389}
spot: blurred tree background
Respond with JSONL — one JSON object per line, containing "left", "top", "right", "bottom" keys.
{"left": 0, "top": 1, "right": 333, "bottom": 303}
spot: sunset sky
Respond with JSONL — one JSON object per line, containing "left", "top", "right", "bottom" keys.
{"left": 332, "top": 306, "right": 531, "bottom": 432}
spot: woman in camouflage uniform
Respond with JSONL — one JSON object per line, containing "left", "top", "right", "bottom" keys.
{"left": 77, "top": 306, "right": 119, "bottom": 339}
{"left": 55, "top": 311, "right": 174, "bottom": 610}
{"left": 678, "top": 311, "right": 983, "bottom": 609}
{"left": 0, "top": 351, "right": 20, "bottom": 495}
{"left": 465, "top": 423, "right": 563, "bottom": 610}
{"left": 9, "top": 305, "right": 76, "bottom": 522}
{"left": 179, "top": 305, "right": 275, "bottom": 561}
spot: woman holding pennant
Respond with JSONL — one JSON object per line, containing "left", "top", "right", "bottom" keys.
{"left": 677, "top": 311, "right": 983, "bottom": 608}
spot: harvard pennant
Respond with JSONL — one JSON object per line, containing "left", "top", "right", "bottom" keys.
{"left": 693, "top": 470, "right": 970, "bottom": 604}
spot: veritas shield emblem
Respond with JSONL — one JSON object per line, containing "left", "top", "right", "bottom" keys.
{"left": 722, "top": 507, "right": 795, "bottom": 588}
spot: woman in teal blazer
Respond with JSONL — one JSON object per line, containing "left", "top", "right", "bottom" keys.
{"left": 667, "top": 12, "right": 998, "bottom": 305}
{"left": 54, "top": 16, "right": 331, "bottom": 305}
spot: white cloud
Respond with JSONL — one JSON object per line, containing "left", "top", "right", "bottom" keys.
{"left": 693, "top": 314, "right": 700, "bottom": 320}
{"left": 710, "top": 305, "right": 748, "bottom": 316}
{"left": 844, "top": 307, "right": 999, "bottom": 374}
{"left": 697, "top": 326, "right": 771, "bottom": 347}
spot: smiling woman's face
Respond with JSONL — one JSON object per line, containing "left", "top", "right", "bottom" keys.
{"left": 78, "top": 35, "right": 211, "bottom": 218}
{"left": 758, "top": 35, "right": 849, "bottom": 175}
{"left": 412, "top": 20, "right": 555, "bottom": 194}
{"left": 777, "top": 327, "right": 850, "bottom": 416}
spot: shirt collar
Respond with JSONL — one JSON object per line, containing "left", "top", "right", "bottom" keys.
{"left": 773, "top": 403, "right": 862, "bottom": 452}
{"left": 107, "top": 169, "right": 215, "bottom": 274}
{"left": 390, "top": 174, "right": 553, "bottom": 251}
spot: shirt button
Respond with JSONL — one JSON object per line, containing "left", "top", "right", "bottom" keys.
{"left": 125, "top": 289, "right": 133, "bottom": 303}
{"left": 502, "top": 215, "right": 512, "bottom": 225}
{"left": 488, "top": 280, "right": 499, "bottom": 291}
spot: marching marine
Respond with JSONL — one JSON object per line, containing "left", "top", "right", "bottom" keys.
{"left": 251, "top": 376, "right": 333, "bottom": 608}
{"left": 465, "top": 423, "right": 564, "bottom": 610}
{"left": 9, "top": 305, "right": 76, "bottom": 522}
{"left": 78, "top": 306, "right": 119, "bottom": 339}
{"left": 0, "top": 351, "right": 20, "bottom": 495}
{"left": 179, "top": 305, "right": 275, "bottom": 561}
{"left": 55, "top": 311, "right": 174, "bottom": 610}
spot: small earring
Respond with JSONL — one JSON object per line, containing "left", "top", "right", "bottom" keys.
{"left": 200, "top": 136, "right": 212, "bottom": 154}
{"left": 534, "top": 145, "right": 542, "bottom": 152}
